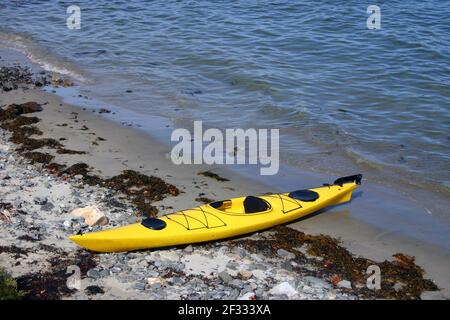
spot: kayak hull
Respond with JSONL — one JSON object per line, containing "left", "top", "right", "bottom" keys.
{"left": 70, "top": 179, "right": 359, "bottom": 252}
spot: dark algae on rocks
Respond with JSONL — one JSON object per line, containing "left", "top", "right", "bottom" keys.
{"left": 233, "top": 226, "right": 438, "bottom": 299}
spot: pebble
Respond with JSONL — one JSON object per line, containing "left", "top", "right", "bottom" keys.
{"left": 303, "top": 276, "right": 332, "bottom": 290}
{"left": 87, "top": 269, "right": 101, "bottom": 279}
{"left": 393, "top": 282, "right": 404, "bottom": 292}
{"left": 33, "top": 196, "right": 48, "bottom": 205}
{"left": 238, "top": 270, "right": 253, "bottom": 280}
{"left": 230, "top": 279, "right": 244, "bottom": 289}
{"left": 238, "top": 292, "right": 256, "bottom": 300}
{"left": 337, "top": 280, "right": 352, "bottom": 289}
{"left": 269, "top": 282, "right": 298, "bottom": 298}
{"left": 277, "top": 248, "right": 295, "bottom": 260}
{"left": 133, "top": 283, "right": 146, "bottom": 291}
{"left": 218, "top": 271, "right": 233, "bottom": 284}
{"left": 41, "top": 202, "right": 55, "bottom": 211}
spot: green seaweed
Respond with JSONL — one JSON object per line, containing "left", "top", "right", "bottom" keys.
{"left": 0, "top": 268, "right": 23, "bottom": 300}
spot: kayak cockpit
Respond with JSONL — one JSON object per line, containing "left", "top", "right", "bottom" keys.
{"left": 210, "top": 196, "right": 272, "bottom": 214}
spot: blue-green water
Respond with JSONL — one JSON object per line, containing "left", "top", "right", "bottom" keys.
{"left": 1, "top": 1, "right": 449, "bottom": 207}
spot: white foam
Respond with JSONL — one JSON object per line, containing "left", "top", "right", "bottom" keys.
{"left": 0, "top": 30, "right": 87, "bottom": 82}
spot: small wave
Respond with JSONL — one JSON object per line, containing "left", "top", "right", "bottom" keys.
{"left": 0, "top": 29, "right": 87, "bottom": 83}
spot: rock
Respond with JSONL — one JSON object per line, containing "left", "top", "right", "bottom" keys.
{"left": 100, "top": 269, "right": 110, "bottom": 277}
{"left": 133, "top": 282, "right": 146, "bottom": 291}
{"left": 269, "top": 282, "right": 297, "bottom": 298}
{"left": 232, "top": 246, "right": 247, "bottom": 258}
{"left": 230, "top": 279, "right": 244, "bottom": 289}
{"left": 238, "top": 270, "right": 253, "bottom": 280}
{"left": 229, "top": 289, "right": 240, "bottom": 300}
{"left": 171, "top": 276, "right": 184, "bottom": 285}
{"left": 337, "top": 280, "right": 352, "bottom": 289}
{"left": 99, "top": 108, "right": 111, "bottom": 114}
{"left": 41, "top": 202, "right": 54, "bottom": 211}
{"left": 87, "top": 269, "right": 101, "bottom": 279}
{"left": 147, "top": 277, "right": 164, "bottom": 289}
{"left": 238, "top": 292, "right": 256, "bottom": 300}
{"left": 218, "top": 271, "right": 233, "bottom": 284}
{"left": 393, "top": 282, "right": 405, "bottom": 292}
{"left": 303, "top": 276, "right": 332, "bottom": 290}
{"left": 71, "top": 206, "right": 109, "bottom": 226}
{"left": 33, "top": 196, "right": 48, "bottom": 205}
{"left": 85, "top": 285, "right": 104, "bottom": 295}
{"left": 184, "top": 245, "right": 193, "bottom": 253}
{"left": 420, "top": 291, "right": 447, "bottom": 300}
{"left": 277, "top": 248, "right": 295, "bottom": 260}
{"left": 281, "top": 260, "right": 293, "bottom": 271}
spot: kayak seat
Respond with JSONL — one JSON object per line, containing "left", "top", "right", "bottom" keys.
{"left": 244, "top": 196, "right": 269, "bottom": 213}
{"left": 141, "top": 217, "right": 167, "bottom": 230}
{"left": 288, "top": 189, "right": 319, "bottom": 202}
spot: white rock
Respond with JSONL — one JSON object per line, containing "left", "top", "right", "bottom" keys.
{"left": 71, "top": 206, "right": 108, "bottom": 226}
{"left": 238, "top": 292, "right": 256, "bottom": 300}
{"left": 337, "top": 280, "right": 352, "bottom": 289}
{"left": 238, "top": 270, "right": 253, "bottom": 280}
{"left": 147, "top": 277, "right": 164, "bottom": 286}
{"left": 269, "top": 282, "right": 297, "bottom": 298}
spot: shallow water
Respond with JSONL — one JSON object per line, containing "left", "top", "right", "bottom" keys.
{"left": 1, "top": 1, "right": 449, "bottom": 218}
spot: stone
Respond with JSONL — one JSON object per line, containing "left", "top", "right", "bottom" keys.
{"left": 230, "top": 279, "right": 244, "bottom": 289}
{"left": 33, "top": 196, "right": 48, "bottom": 205}
{"left": 133, "top": 282, "right": 146, "bottom": 291}
{"left": 41, "top": 202, "right": 54, "bottom": 211}
{"left": 63, "top": 220, "right": 72, "bottom": 228}
{"left": 277, "top": 248, "right": 295, "bottom": 260}
{"left": 303, "top": 276, "right": 332, "bottom": 289}
{"left": 218, "top": 271, "right": 233, "bottom": 284}
{"left": 393, "top": 282, "right": 405, "bottom": 292}
{"left": 337, "top": 280, "right": 352, "bottom": 289}
{"left": 269, "top": 282, "right": 297, "bottom": 298}
{"left": 147, "top": 277, "right": 164, "bottom": 286}
{"left": 238, "top": 270, "right": 253, "bottom": 280}
{"left": 71, "top": 206, "right": 109, "bottom": 226}
{"left": 281, "top": 260, "right": 293, "bottom": 271}
{"left": 420, "top": 291, "right": 447, "bottom": 300}
{"left": 184, "top": 245, "right": 194, "bottom": 253}
{"left": 238, "top": 292, "right": 256, "bottom": 300}
{"left": 87, "top": 269, "right": 101, "bottom": 279}
{"left": 171, "top": 277, "right": 184, "bottom": 285}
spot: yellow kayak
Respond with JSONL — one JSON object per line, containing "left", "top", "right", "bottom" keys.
{"left": 70, "top": 174, "right": 362, "bottom": 252}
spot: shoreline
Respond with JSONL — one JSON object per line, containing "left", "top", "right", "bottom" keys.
{"left": 0, "top": 63, "right": 449, "bottom": 299}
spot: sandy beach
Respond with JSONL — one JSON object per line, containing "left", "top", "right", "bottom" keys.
{"left": 0, "top": 51, "right": 449, "bottom": 300}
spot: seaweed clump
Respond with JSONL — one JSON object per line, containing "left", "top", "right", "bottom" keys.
{"left": 233, "top": 225, "right": 438, "bottom": 299}
{"left": 198, "top": 171, "right": 229, "bottom": 182}
{"left": 0, "top": 268, "right": 23, "bottom": 300}
{"left": 0, "top": 102, "right": 180, "bottom": 216}
{"left": 16, "top": 249, "right": 97, "bottom": 300}
{"left": 47, "top": 163, "right": 180, "bottom": 216}
{"left": 22, "top": 152, "right": 54, "bottom": 164}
